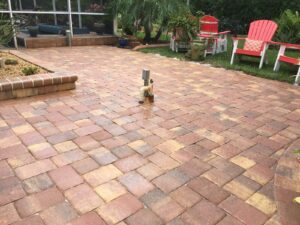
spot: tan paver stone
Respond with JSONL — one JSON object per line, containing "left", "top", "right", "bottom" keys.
{"left": 230, "top": 155, "right": 256, "bottom": 169}
{"left": 156, "top": 140, "right": 184, "bottom": 155}
{"left": 243, "top": 164, "right": 274, "bottom": 185}
{"left": 84, "top": 164, "right": 123, "bottom": 187}
{"left": 28, "top": 142, "right": 57, "bottom": 159}
{"left": 148, "top": 152, "right": 179, "bottom": 171}
{"left": 137, "top": 163, "right": 164, "bottom": 180}
{"left": 216, "top": 215, "right": 245, "bottom": 225}
{"left": 95, "top": 180, "right": 127, "bottom": 202}
{"left": 54, "top": 141, "right": 78, "bottom": 153}
{"left": 12, "top": 124, "right": 35, "bottom": 135}
{"left": 202, "top": 167, "right": 232, "bottom": 186}
{"left": 224, "top": 175, "right": 261, "bottom": 200}
{"left": 65, "top": 183, "right": 104, "bottom": 214}
{"left": 15, "top": 159, "right": 56, "bottom": 180}
{"left": 128, "top": 140, "right": 153, "bottom": 156}
{"left": 97, "top": 193, "right": 143, "bottom": 224}
{"left": 246, "top": 192, "right": 277, "bottom": 216}
{"left": 7, "top": 152, "right": 35, "bottom": 168}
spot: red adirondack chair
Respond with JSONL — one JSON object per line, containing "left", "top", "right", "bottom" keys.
{"left": 198, "top": 15, "right": 230, "bottom": 57}
{"left": 273, "top": 42, "right": 300, "bottom": 85}
{"left": 230, "top": 20, "right": 278, "bottom": 69}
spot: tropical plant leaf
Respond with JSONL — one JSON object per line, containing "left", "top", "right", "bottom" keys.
{"left": 294, "top": 197, "right": 300, "bottom": 204}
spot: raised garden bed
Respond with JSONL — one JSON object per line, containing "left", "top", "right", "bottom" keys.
{"left": 0, "top": 51, "right": 78, "bottom": 100}
{"left": 0, "top": 52, "right": 47, "bottom": 79}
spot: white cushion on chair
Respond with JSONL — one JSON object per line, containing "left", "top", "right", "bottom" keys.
{"left": 244, "top": 38, "right": 263, "bottom": 52}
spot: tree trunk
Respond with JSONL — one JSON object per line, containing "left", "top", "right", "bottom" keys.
{"left": 154, "top": 27, "right": 163, "bottom": 42}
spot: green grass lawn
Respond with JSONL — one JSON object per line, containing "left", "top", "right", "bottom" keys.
{"left": 139, "top": 38, "right": 299, "bottom": 84}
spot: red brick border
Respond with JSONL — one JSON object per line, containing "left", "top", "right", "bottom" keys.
{"left": 274, "top": 138, "right": 300, "bottom": 225}
{"left": 0, "top": 73, "right": 78, "bottom": 100}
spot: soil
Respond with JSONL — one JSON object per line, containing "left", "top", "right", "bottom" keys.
{"left": 0, "top": 52, "right": 47, "bottom": 80}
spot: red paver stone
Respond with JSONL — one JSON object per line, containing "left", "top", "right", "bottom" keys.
{"left": 0, "top": 144, "right": 27, "bottom": 161}
{"left": 71, "top": 157, "right": 99, "bottom": 174}
{"left": 52, "top": 150, "right": 87, "bottom": 167}
{"left": 126, "top": 209, "right": 163, "bottom": 225}
{"left": 22, "top": 173, "right": 53, "bottom": 194}
{"left": 170, "top": 186, "right": 201, "bottom": 208}
{"left": 114, "top": 154, "right": 147, "bottom": 172}
{"left": 0, "top": 176, "right": 26, "bottom": 206}
{"left": 119, "top": 171, "right": 154, "bottom": 197}
{"left": 0, "top": 203, "right": 20, "bottom": 225}
{"left": 40, "top": 202, "right": 78, "bottom": 225}
{"left": 67, "top": 212, "right": 107, "bottom": 225}
{"left": 216, "top": 215, "right": 245, "bottom": 225}
{"left": 65, "top": 183, "right": 104, "bottom": 214}
{"left": 153, "top": 169, "right": 190, "bottom": 193}
{"left": 141, "top": 189, "right": 184, "bottom": 222}
{"left": 182, "top": 200, "right": 226, "bottom": 225}
{"left": 188, "top": 177, "right": 230, "bottom": 204}
{"left": 97, "top": 193, "right": 143, "bottom": 224}
{"left": 88, "top": 147, "right": 118, "bottom": 165}
{"left": 15, "top": 187, "right": 64, "bottom": 217}
{"left": 49, "top": 165, "right": 83, "bottom": 190}
{"left": 74, "top": 135, "right": 101, "bottom": 151}
{"left": 0, "top": 160, "right": 14, "bottom": 179}
{"left": 219, "top": 196, "right": 268, "bottom": 225}
{"left": 15, "top": 159, "right": 56, "bottom": 180}
{"left": 11, "top": 215, "right": 45, "bottom": 225}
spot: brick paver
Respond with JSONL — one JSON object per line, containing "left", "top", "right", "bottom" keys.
{"left": 0, "top": 46, "right": 299, "bottom": 224}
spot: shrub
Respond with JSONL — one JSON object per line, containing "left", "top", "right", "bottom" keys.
{"left": 22, "top": 66, "right": 39, "bottom": 76}
{"left": 0, "top": 14, "right": 14, "bottom": 46}
{"left": 276, "top": 10, "right": 300, "bottom": 44}
{"left": 5, "top": 58, "right": 18, "bottom": 65}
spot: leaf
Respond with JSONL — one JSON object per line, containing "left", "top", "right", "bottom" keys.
{"left": 294, "top": 149, "right": 300, "bottom": 154}
{"left": 294, "top": 197, "right": 300, "bottom": 204}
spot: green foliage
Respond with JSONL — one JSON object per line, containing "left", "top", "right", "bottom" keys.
{"left": 276, "top": 10, "right": 300, "bottom": 44}
{"left": 168, "top": 11, "right": 199, "bottom": 41}
{"left": 190, "top": 0, "right": 300, "bottom": 34}
{"left": 5, "top": 58, "right": 18, "bottom": 65}
{"left": 0, "top": 14, "right": 14, "bottom": 46}
{"left": 22, "top": 66, "right": 39, "bottom": 76}
{"left": 108, "top": 0, "right": 187, "bottom": 42}
{"left": 186, "top": 40, "right": 206, "bottom": 61}
{"left": 294, "top": 149, "right": 300, "bottom": 154}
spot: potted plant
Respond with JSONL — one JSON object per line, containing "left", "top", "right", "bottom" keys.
{"left": 168, "top": 11, "right": 199, "bottom": 52}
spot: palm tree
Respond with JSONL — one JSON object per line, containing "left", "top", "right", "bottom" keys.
{"left": 109, "top": 0, "right": 188, "bottom": 43}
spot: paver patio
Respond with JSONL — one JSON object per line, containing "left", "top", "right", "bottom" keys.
{"left": 0, "top": 46, "right": 300, "bottom": 225}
